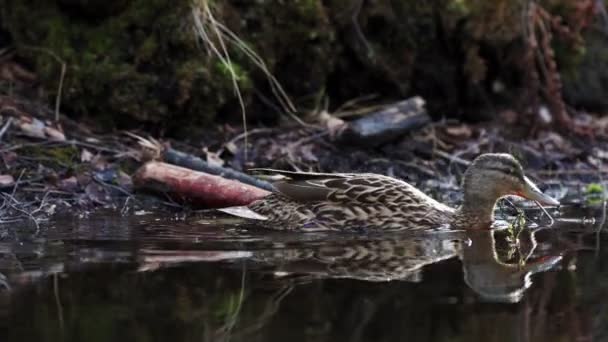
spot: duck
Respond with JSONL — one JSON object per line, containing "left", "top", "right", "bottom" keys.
{"left": 219, "top": 153, "right": 559, "bottom": 231}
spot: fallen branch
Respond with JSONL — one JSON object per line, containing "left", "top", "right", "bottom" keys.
{"left": 163, "top": 147, "right": 274, "bottom": 191}
{"left": 133, "top": 162, "right": 271, "bottom": 207}
{"left": 336, "top": 96, "right": 431, "bottom": 147}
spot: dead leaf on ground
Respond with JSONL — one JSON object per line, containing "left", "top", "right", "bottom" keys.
{"left": 85, "top": 182, "right": 110, "bottom": 204}
{"left": 445, "top": 124, "right": 473, "bottom": 139}
{"left": 91, "top": 154, "right": 110, "bottom": 171}
{"left": 317, "top": 110, "right": 346, "bottom": 138}
{"left": 16, "top": 116, "right": 66, "bottom": 141}
{"left": 16, "top": 116, "right": 45, "bottom": 139}
{"left": 58, "top": 176, "right": 79, "bottom": 192}
{"left": 43, "top": 126, "right": 66, "bottom": 141}
{"left": 0, "top": 174, "right": 15, "bottom": 188}
{"left": 81, "top": 149, "right": 94, "bottom": 162}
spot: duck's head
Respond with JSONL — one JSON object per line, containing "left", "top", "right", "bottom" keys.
{"left": 462, "top": 153, "right": 559, "bottom": 206}
{"left": 456, "top": 153, "right": 559, "bottom": 228}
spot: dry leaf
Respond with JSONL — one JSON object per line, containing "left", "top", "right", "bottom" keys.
{"left": 17, "top": 117, "right": 45, "bottom": 139}
{"left": 91, "top": 154, "right": 110, "bottom": 171}
{"left": 317, "top": 110, "right": 346, "bottom": 138}
{"left": 81, "top": 149, "right": 94, "bottom": 162}
{"left": 43, "top": 126, "right": 66, "bottom": 141}
{"left": 85, "top": 183, "right": 110, "bottom": 204}
{"left": 0, "top": 174, "right": 15, "bottom": 188}
{"left": 445, "top": 124, "right": 472, "bottom": 139}
{"left": 58, "top": 176, "right": 79, "bottom": 192}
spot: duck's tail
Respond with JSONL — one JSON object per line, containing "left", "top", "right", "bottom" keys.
{"left": 217, "top": 206, "right": 269, "bottom": 220}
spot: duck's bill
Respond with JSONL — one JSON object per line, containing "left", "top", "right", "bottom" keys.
{"left": 520, "top": 176, "right": 560, "bottom": 206}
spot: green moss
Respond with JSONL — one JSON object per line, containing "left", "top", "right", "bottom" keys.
{"left": 136, "top": 36, "right": 159, "bottom": 62}
{"left": 2, "top": 0, "right": 223, "bottom": 129}
{"left": 215, "top": 61, "right": 252, "bottom": 89}
{"left": 586, "top": 183, "right": 604, "bottom": 195}
{"left": 3, "top": 0, "right": 594, "bottom": 131}
{"left": 21, "top": 145, "right": 79, "bottom": 169}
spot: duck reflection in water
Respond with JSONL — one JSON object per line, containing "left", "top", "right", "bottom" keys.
{"left": 461, "top": 229, "right": 562, "bottom": 303}
{"left": 246, "top": 227, "right": 562, "bottom": 303}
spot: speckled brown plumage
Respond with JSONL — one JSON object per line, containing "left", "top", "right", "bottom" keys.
{"left": 249, "top": 171, "right": 454, "bottom": 231}
{"left": 225, "top": 153, "right": 559, "bottom": 231}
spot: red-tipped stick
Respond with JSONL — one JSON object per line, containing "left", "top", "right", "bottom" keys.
{"left": 133, "top": 162, "right": 271, "bottom": 207}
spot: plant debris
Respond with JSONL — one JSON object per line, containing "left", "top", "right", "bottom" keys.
{"left": 2, "top": 89, "right": 608, "bottom": 228}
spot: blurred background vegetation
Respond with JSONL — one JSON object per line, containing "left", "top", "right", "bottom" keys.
{"left": 0, "top": 0, "right": 606, "bottom": 135}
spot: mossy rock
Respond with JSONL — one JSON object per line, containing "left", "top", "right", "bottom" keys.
{"left": 2, "top": 0, "right": 222, "bottom": 131}
{"left": 2, "top": 0, "right": 595, "bottom": 133}
{"left": 0, "top": 0, "right": 343, "bottom": 133}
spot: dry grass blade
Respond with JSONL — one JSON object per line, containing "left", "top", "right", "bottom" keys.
{"left": 191, "top": 0, "right": 300, "bottom": 158}
{"left": 212, "top": 21, "right": 296, "bottom": 114}
{"left": 19, "top": 45, "right": 66, "bottom": 122}
{"left": 124, "top": 131, "right": 163, "bottom": 161}
{"left": 124, "top": 131, "right": 162, "bottom": 151}
{"left": 191, "top": 0, "right": 248, "bottom": 159}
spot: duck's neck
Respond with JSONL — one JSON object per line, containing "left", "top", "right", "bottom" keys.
{"left": 452, "top": 194, "right": 498, "bottom": 229}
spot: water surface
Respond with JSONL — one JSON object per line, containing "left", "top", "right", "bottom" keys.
{"left": 1, "top": 207, "right": 607, "bottom": 342}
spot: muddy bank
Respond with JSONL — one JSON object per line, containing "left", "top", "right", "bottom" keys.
{"left": 2, "top": 93, "right": 608, "bottom": 228}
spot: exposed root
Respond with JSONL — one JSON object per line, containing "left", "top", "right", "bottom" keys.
{"left": 521, "top": 0, "right": 597, "bottom": 131}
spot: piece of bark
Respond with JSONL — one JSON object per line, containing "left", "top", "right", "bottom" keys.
{"left": 163, "top": 148, "right": 274, "bottom": 192}
{"left": 133, "top": 162, "right": 271, "bottom": 207}
{"left": 337, "top": 96, "right": 430, "bottom": 147}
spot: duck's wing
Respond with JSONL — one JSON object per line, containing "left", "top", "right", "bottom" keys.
{"left": 250, "top": 168, "right": 355, "bottom": 180}
{"left": 251, "top": 169, "right": 404, "bottom": 204}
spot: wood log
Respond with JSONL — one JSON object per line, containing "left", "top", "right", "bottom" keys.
{"left": 163, "top": 147, "right": 274, "bottom": 191}
{"left": 133, "top": 162, "right": 271, "bottom": 207}
{"left": 337, "top": 96, "right": 430, "bottom": 147}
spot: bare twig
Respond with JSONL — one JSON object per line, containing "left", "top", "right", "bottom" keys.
{"left": 433, "top": 150, "right": 472, "bottom": 167}
{"left": 0, "top": 117, "right": 13, "bottom": 141}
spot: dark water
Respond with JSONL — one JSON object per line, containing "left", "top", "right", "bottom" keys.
{"left": 1, "top": 207, "right": 607, "bottom": 342}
